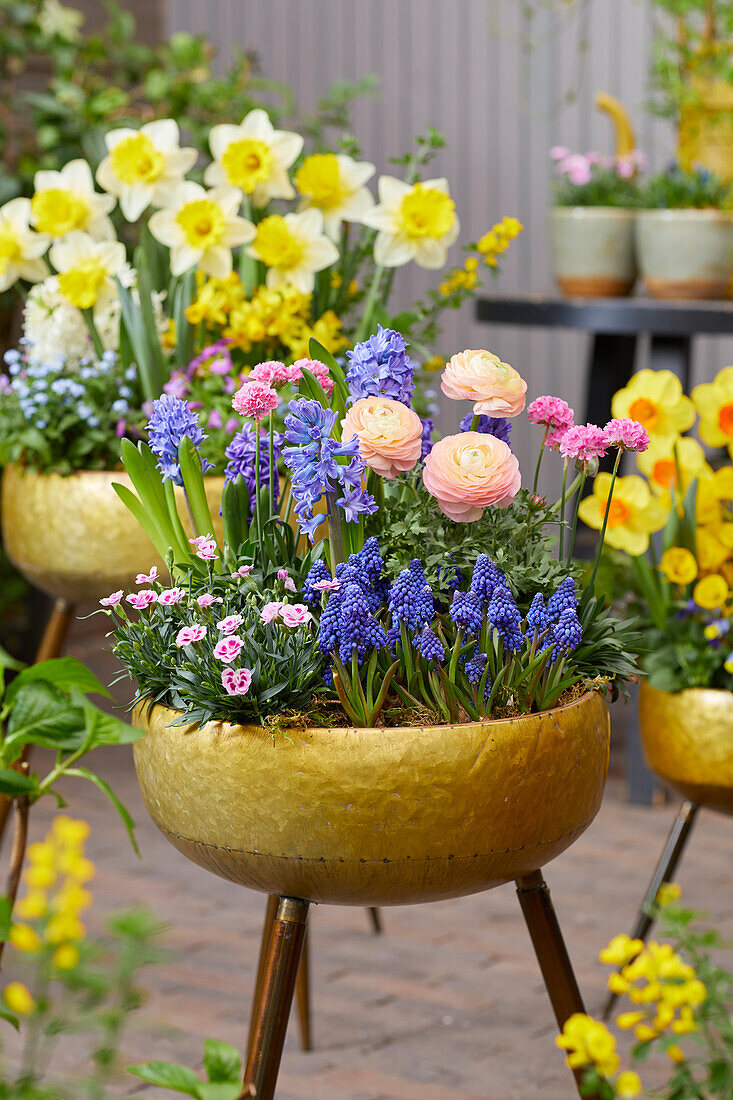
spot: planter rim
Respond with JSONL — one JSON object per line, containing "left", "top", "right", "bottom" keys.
{"left": 550, "top": 205, "right": 636, "bottom": 217}
{"left": 636, "top": 207, "right": 733, "bottom": 220}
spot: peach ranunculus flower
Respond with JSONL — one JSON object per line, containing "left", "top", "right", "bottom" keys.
{"left": 341, "top": 397, "right": 423, "bottom": 479}
{"left": 422, "top": 431, "right": 521, "bottom": 521}
{"left": 441, "top": 349, "right": 527, "bottom": 417}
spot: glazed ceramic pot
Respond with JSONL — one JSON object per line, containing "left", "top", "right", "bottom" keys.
{"left": 639, "top": 681, "right": 733, "bottom": 816}
{"left": 635, "top": 209, "right": 733, "bottom": 299}
{"left": 1, "top": 464, "right": 224, "bottom": 604}
{"left": 549, "top": 207, "right": 637, "bottom": 297}
{"left": 133, "top": 691, "right": 610, "bottom": 907}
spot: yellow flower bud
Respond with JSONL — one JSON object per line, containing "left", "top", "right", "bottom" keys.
{"left": 9, "top": 923, "right": 43, "bottom": 954}
{"left": 25, "top": 865, "right": 56, "bottom": 890}
{"left": 52, "top": 813, "right": 90, "bottom": 844}
{"left": 464, "top": 256, "right": 479, "bottom": 272}
{"left": 616, "top": 1070, "right": 643, "bottom": 1098}
{"left": 438, "top": 282, "right": 450, "bottom": 296}
{"left": 600, "top": 934, "right": 644, "bottom": 968}
{"left": 53, "top": 944, "right": 80, "bottom": 970}
{"left": 607, "top": 973, "right": 630, "bottom": 995}
{"left": 660, "top": 547, "right": 698, "bottom": 586}
{"left": 667, "top": 1044, "right": 685, "bottom": 1063}
{"left": 656, "top": 883, "right": 682, "bottom": 906}
{"left": 615, "top": 1011, "right": 646, "bottom": 1030}
{"left": 348, "top": 279, "right": 359, "bottom": 295}
{"left": 4, "top": 982, "right": 36, "bottom": 1015}
{"left": 15, "top": 892, "right": 47, "bottom": 920}
{"left": 634, "top": 1023, "right": 658, "bottom": 1042}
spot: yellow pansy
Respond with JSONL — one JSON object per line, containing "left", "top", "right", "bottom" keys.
{"left": 555, "top": 1013, "right": 620, "bottom": 1076}
{"left": 361, "top": 176, "right": 460, "bottom": 269}
{"left": 4, "top": 982, "right": 36, "bottom": 1015}
{"left": 692, "top": 365, "right": 733, "bottom": 458}
{"left": 578, "top": 473, "right": 668, "bottom": 556}
{"left": 205, "top": 108, "right": 303, "bottom": 205}
{"left": 30, "top": 160, "right": 115, "bottom": 240}
{"left": 611, "top": 369, "right": 696, "bottom": 440}
{"left": 247, "top": 208, "right": 339, "bottom": 294}
{"left": 693, "top": 573, "right": 728, "bottom": 610}
{"left": 149, "top": 182, "right": 255, "bottom": 278}
{"left": 616, "top": 1071, "right": 643, "bottom": 1098}
{"left": 96, "top": 119, "right": 197, "bottom": 222}
{"left": 659, "top": 547, "right": 698, "bottom": 586}
{"left": 0, "top": 198, "right": 50, "bottom": 292}
{"left": 49, "top": 232, "right": 126, "bottom": 310}
{"left": 636, "top": 435, "right": 711, "bottom": 497}
{"left": 295, "top": 153, "right": 375, "bottom": 239}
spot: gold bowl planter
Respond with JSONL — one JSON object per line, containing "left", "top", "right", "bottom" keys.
{"left": 639, "top": 681, "right": 733, "bottom": 815}
{"left": 133, "top": 690, "right": 610, "bottom": 907}
{"left": 1, "top": 464, "right": 224, "bottom": 604}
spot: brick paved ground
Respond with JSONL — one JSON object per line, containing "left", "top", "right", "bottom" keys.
{"left": 2, "top": 612, "right": 732, "bottom": 1099}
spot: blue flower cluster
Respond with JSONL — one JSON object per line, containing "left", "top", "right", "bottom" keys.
{"left": 345, "top": 326, "right": 416, "bottom": 406}
{"left": 224, "top": 424, "right": 284, "bottom": 513}
{"left": 459, "top": 412, "right": 512, "bottom": 447}
{"left": 414, "top": 625, "right": 445, "bottom": 665}
{"left": 283, "top": 398, "right": 377, "bottom": 540}
{"left": 3, "top": 347, "right": 126, "bottom": 431}
{"left": 420, "top": 417, "right": 434, "bottom": 459}
{"left": 147, "top": 394, "right": 214, "bottom": 485}
{"left": 319, "top": 540, "right": 389, "bottom": 666}
{"left": 301, "top": 560, "right": 331, "bottom": 606}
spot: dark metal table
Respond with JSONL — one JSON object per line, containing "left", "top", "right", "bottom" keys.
{"left": 475, "top": 294, "right": 733, "bottom": 804}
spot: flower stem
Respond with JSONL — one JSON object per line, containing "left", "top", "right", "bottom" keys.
{"left": 268, "top": 412, "right": 275, "bottom": 514}
{"left": 532, "top": 426, "right": 549, "bottom": 494}
{"left": 558, "top": 458, "right": 569, "bottom": 560}
{"left": 469, "top": 412, "right": 480, "bottom": 431}
{"left": 326, "top": 491, "right": 346, "bottom": 571}
{"left": 82, "top": 308, "right": 105, "bottom": 358}
{"left": 0, "top": 794, "right": 28, "bottom": 967}
{"left": 355, "top": 262, "right": 384, "bottom": 342}
{"left": 567, "top": 470, "right": 587, "bottom": 562}
{"left": 589, "top": 448, "right": 623, "bottom": 592}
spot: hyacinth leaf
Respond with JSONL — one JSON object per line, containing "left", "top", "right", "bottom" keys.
{"left": 115, "top": 278, "right": 162, "bottom": 404}
{"left": 112, "top": 481, "right": 170, "bottom": 562}
{"left": 178, "top": 438, "right": 215, "bottom": 541}
{"left": 173, "top": 271, "right": 195, "bottom": 371}
{"left": 309, "top": 337, "right": 349, "bottom": 405}
{"left": 297, "top": 367, "right": 329, "bottom": 407}
{"left": 134, "top": 246, "right": 168, "bottom": 381}
{"left": 117, "top": 440, "right": 184, "bottom": 559}
{"left": 162, "top": 478, "right": 201, "bottom": 567}
{"left": 221, "top": 476, "right": 250, "bottom": 555}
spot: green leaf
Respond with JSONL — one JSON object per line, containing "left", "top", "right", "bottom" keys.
{"left": 0, "top": 769, "right": 39, "bottom": 797}
{"left": 197, "top": 1084, "right": 242, "bottom": 1100}
{"left": 127, "top": 1061, "right": 202, "bottom": 1095}
{"left": 308, "top": 337, "right": 348, "bottom": 403}
{"left": 0, "top": 646, "right": 24, "bottom": 673}
{"left": 173, "top": 271, "right": 195, "bottom": 370}
{"left": 0, "top": 1003, "right": 19, "bottom": 1030}
{"left": 6, "top": 683, "right": 87, "bottom": 754}
{"left": 112, "top": 480, "right": 170, "bottom": 561}
{"left": 202, "top": 1038, "right": 242, "bottom": 1083}
{"left": 80, "top": 700, "right": 144, "bottom": 748}
{"left": 134, "top": 246, "right": 168, "bottom": 379}
{"left": 5, "top": 656, "right": 109, "bottom": 708}
{"left": 178, "top": 438, "right": 215, "bottom": 540}
{"left": 221, "top": 476, "right": 250, "bottom": 553}
{"left": 64, "top": 767, "right": 140, "bottom": 857}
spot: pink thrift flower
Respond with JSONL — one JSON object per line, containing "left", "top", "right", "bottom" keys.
{"left": 99, "top": 590, "right": 123, "bottom": 608}
{"left": 291, "top": 358, "right": 334, "bottom": 395}
{"left": 207, "top": 409, "right": 223, "bottom": 429}
{"left": 159, "top": 587, "right": 186, "bottom": 605}
{"left": 616, "top": 156, "right": 635, "bottom": 179}
{"left": 221, "top": 667, "right": 253, "bottom": 696}
{"left": 545, "top": 425, "right": 571, "bottom": 451}
{"left": 196, "top": 540, "right": 218, "bottom": 561}
{"left": 231, "top": 565, "right": 254, "bottom": 579}
{"left": 232, "top": 379, "right": 279, "bottom": 421}
{"left": 260, "top": 601, "right": 283, "bottom": 624}
{"left": 549, "top": 145, "right": 570, "bottom": 161}
{"left": 604, "top": 418, "right": 649, "bottom": 453}
{"left": 213, "top": 635, "right": 245, "bottom": 663}
{"left": 197, "top": 593, "right": 224, "bottom": 608}
{"left": 176, "top": 624, "right": 207, "bottom": 647}
{"left": 557, "top": 153, "right": 592, "bottom": 186}
{"left": 527, "top": 395, "right": 575, "bottom": 431}
{"left": 250, "top": 360, "right": 290, "bottom": 387}
{"left": 559, "top": 424, "right": 609, "bottom": 463}
{"left": 217, "top": 614, "right": 244, "bottom": 635}
{"left": 314, "top": 579, "right": 340, "bottom": 592}
{"left": 136, "top": 566, "right": 159, "bottom": 585}
{"left": 126, "top": 590, "right": 158, "bottom": 609}
{"left": 279, "top": 604, "right": 312, "bottom": 627}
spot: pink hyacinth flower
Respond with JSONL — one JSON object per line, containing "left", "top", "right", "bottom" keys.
{"left": 196, "top": 540, "right": 218, "bottom": 561}
{"left": 176, "top": 624, "right": 207, "bottom": 647}
{"left": 279, "top": 604, "right": 312, "bottom": 627}
{"left": 126, "top": 590, "right": 158, "bottom": 609}
{"left": 213, "top": 635, "right": 245, "bottom": 663}
{"left": 159, "top": 587, "right": 186, "bottom": 605}
{"left": 559, "top": 424, "right": 609, "bottom": 463}
{"left": 603, "top": 418, "right": 649, "bottom": 453}
{"left": 217, "top": 614, "right": 244, "bottom": 635}
{"left": 221, "top": 667, "right": 252, "bottom": 696}
{"left": 99, "top": 590, "right": 123, "bottom": 608}
{"left": 232, "top": 379, "right": 279, "bottom": 421}
{"left": 527, "top": 395, "right": 575, "bottom": 432}
{"left": 207, "top": 408, "right": 223, "bottom": 429}
{"left": 260, "top": 601, "right": 283, "bottom": 624}
{"left": 136, "top": 566, "right": 158, "bottom": 585}
{"left": 197, "top": 593, "right": 224, "bottom": 608}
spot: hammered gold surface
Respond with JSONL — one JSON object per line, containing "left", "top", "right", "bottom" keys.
{"left": 639, "top": 681, "right": 733, "bottom": 815}
{"left": 133, "top": 691, "right": 610, "bottom": 906}
{"left": 1, "top": 465, "right": 224, "bottom": 603}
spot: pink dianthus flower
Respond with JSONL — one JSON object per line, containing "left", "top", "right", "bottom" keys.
{"left": 279, "top": 604, "right": 312, "bottom": 627}
{"left": 136, "top": 566, "right": 158, "bottom": 585}
{"left": 100, "top": 590, "right": 123, "bottom": 608}
{"left": 126, "top": 590, "right": 158, "bottom": 609}
{"left": 260, "top": 601, "right": 283, "bottom": 624}
{"left": 221, "top": 667, "right": 252, "bottom": 696}
{"left": 176, "top": 624, "right": 207, "bottom": 647}
{"left": 159, "top": 587, "right": 186, "bottom": 605}
{"left": 217, "top": 614, "right": 244, "bottom": 635}
{"left": 197, "top": 593, "right": 223, "bottom": 608}
{"left": 213, "top": 635, "right": 245, "bottom": 663}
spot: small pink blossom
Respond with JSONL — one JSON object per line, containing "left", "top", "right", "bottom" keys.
{"left": 603, "top": 418, "right": 649, "bottom": 453}
{"left": 99, "top": 590, "right": 123, "bottom": 608}
{"left": 221, "top": 667, "right": 253, "bottom": 696}
{"left": 260, "top": 601, "right": 283, "bottom": 624}
{"left": 176, "top": 624, "right": 207, "bottom": 647}
{"left": 213, "top": 635, "right": 245, "bottom": 663}
{"left": 225, "top": 417, "right": 239, "bottom": 433}
{"left": 549, "top": 145, "right": 571, "bottom": 161}
{"left": 207, "top": 408, "right": 223, "bottom": 429}
{"left": 545, "top": 425, "right": 572, "bottom": 451}
{"left": 115, "top": 419, "right": 127, "bottom": 438}
{"left": 291, "top": 358, "right": 334, "bottom": 395}
{"left": 313, "top": 579, "right": 340, "bottom": 592}
{"left": 196, "top": 540, "right": 218, "bottom": 561}
{"left": 279, "top": 604, "right": 313, "bottom": 627}
{"left": 189, "top": 533, "right": 214, "bottom": 547}
{"left": 557, "top": 153, "right": 592, "bottom": 186}
{"left": 126, "top": 590, "right": 158, "bottom": 609}
{"left": 231, "top": 565, "right": 254, "bottom": 579}
{"left": 217, "top": 614, "right": 244, "bottom": 634}
{"left": 136, "top": 566, "right": 159, "bottom": 585}
{"left": 277, "top": 568, "right": 297, "bottom": 593}
{"left": 616, "top": 156, "right": 634, "bottom": 179}
{"left": 250, "top": 360, "right": 290, "bottom": 387}
{"left": 197, "top": 593, "right": 224, "bottom": 608}
{"left": 159, "top": 587, "right": 186, "bottom": 605}
{"left": 559, "top": 424, "right": 609, "bottom": 463}
{"left": 232, "top": 379, "right": 279, "bottom": 421}
{"left": 527, "top": 395, "right": 575, "bottom": 431}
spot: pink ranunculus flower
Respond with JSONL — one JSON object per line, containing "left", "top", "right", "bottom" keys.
{"left": 441, "top": 350, "right": 527, "bottom": 417}
{"left": 197, "top": 593, "right": 224, "bottom": 608}
{"left": 260, "top": 601, "right": 284, "bottom": 624}
{"left": 231, "top": 565, "right": 254, "bottom": 579}
{"left": 99, "top": 590, "right": 124, "bottom": 608}
{"left": 126, "top": 590, "right": 158, "bottom": 609}
{"left": 217, "top": 614, "right": 244, "bottom": 635}
{"left": 136, "top": 566, "right": 158, "bottom": 584}
{"left": 196, "top": 540, "right": 218, "bottom": 561}
{"left": 232, "top": 379, "right": 279, "bottom": 421}
{"left": 341, "top": 396, "right": 422, "bottom": 479}
{"left": 221, "top": 667, "right": 253, "bottom": 696}
{"left": 279, "top": 603, "right": 312, "bottom": 627}
{"left": 527, "top": 395, "right": 575, "bottom": 432}
{"left": 603, "top": 418, "right": 649, "bottom": 453}
{"left": 422, "top": 432, "right": 521, "bottom": 522}
{"left": 175, "top": 624, "right": 207, "bottom": 647}
{"left": 291, "top": 358, "right": 334, "bottom": 395}
{"left": 159, "top": 587, "right": 186, "bottom": 605}
{"left": 213, "top": 635, "right": 245, "bottom": 663}
{"left": 559, "top": 424, "right": 609, "bottom": 463}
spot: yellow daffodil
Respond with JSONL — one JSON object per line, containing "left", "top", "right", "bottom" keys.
{"left": 696, "top": 524, "right": 729, "bottom": 573}
{"left": 31, "top": 160, "right": 115, "bottom": 240}
{"left": 659, "top": 547, "right": 698, "bottom": 586}
{"left": 148, "top": 182, "right": 255, "bottom": 278}
{"left": 361, "top": 176, "right": 460, "bottom": 269}
{"left": 693, "top": 573, "right": 728, "bottom": 610}
{"left": 611, "top": 369, "right": 695, "bottom": 440}
{"left": 0, "top": 198, "right": 50, "bottom": 291}
{"left": 204, "top": 108, "right": 303, "bottom": 205}
{"left": 616, "top": 1071, "right": 643, "bottom": 1098}
{"left": 692, "top": 366, "right": 733, "bottom": 458}
{"left": 96, "top": 119, "right": 197, "bottom": 222}
{"left": 248, "top": 208, "right": 339, "bottom": 294}
{"left": 578, "top": 473, "right": 668, "bottom": 556}
{"left": 555, "top": 1013, "right": 620, "bottom": 1077}
{"left": 695, "top": 465, "right": 733, "bottom": 527}
{"left": 599, "top": 933, "right": 644, "bottom": 968}
{"left": 636, "top": 435, "right": 711, "bottom": 498}
{"left": 3, "top": 982, "right": 36, "bottom": 1016}
{"left": 49, "top": 232, "right": 126, "bottom": 310}
{"left": 295, "top": 153, "right": 375, "bottom": 239}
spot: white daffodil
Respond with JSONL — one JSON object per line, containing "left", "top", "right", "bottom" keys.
{"left": 0, "top": 198, "right": 50, "bottom": 292}
{"left": 96, "top": 119, "right": 198, "bottom": 222}
{"left": 30, "top": 160, "right": 116, "bottom": 241}
{"left": 294, "top": 153, "right": 375, "bottom": 240}
{"left": 49, "top": 231, "right": 126, "bottom": 311}
{"left": 204, "top": 108, "right": 303, "bottom": 206}
{"left": 247, "top": 208, "right": 339, "bottom": 294}
{"left": 148, "top": 182, "right": 255, "bottom": 278}
{"left": 360, "top": 176, "right": 460, "bottom": 269}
